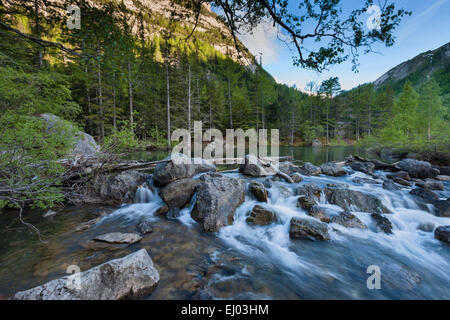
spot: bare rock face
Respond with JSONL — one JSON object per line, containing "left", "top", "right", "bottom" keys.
{"left": 397, "top": 159, "right": 440, "bottom": 179}
{"left": 191, "top": 173, "right": 245, "bottom": 232}
{"left": 159, "top": 178, "right": 199, "bottom": 209}
{"left": 153, "top": 154, "right": 215, "bottom": 186}
{"left": 12, "top": 249, "right": 159, "bottom": 300}
{"left": 320, "top": 162, "right": 347, "bottom": 177}
{"left": 239, "top": 154, "right": 278, "bottom": 177}
{"left": 324, "top": 188, "right": 389, "bottom": 214}
{"left": 289, "top": 217, "right": 330, "bottom": 241}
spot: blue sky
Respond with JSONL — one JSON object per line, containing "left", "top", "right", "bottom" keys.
{"left": 237, "top": 0, "right": 450, "bottom": 91}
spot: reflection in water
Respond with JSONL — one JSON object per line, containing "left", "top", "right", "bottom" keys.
{"left": 0, "top": 147, "right": 449, "bottom": 299}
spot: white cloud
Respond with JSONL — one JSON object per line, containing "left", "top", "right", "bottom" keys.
{"left": 238, "top": 19, "right": 282, "bottom": 65}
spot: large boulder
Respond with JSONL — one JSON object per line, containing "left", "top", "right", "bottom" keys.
{"left": 40, "top": 113, "right": 100, "bottom": 157}
{"left": 88, "top": 171, "right": 148, "bottom": 205}
{"left": 330, "top": 212, "right": 367, "bottom": 229}
{"left": 246, "top": 205, "right": 277, "bottom": 226}
{"left": 347, "top": 161, "right": 375, "bottom": 175}
{"left": 159, "top": 178, "right": 199, "bottom": 210}
{"left": 434, "top": 226, "right": 450, "bottom": 244}
{"left": 153, "top": 154, "right": 215, "bottom": 186}
{"left": 312, "top": 139, "right": 323, "bottom": 148}
{"left": 297, "top": 195, "right": 316, "bottom": 210}
{"left": 416, "top": 179, "right": 444, "bottom": 191}
{"left": 298, "top": 162, "right": 322, "bottom": 176}
{"left": 434, "top": 200, "right": 450, "bottom": 217}
{"left": 289, "top": 217, "right": 330, "bottom": 240}
{"left": 324, "top": 188, "right": 389, "bottom": 214}
{"left": 239, "top": 154, "right": 278, "bottom": 177}
{"left": 248, "top": 182, "right": 268, "bottom": 202}
{"left": 12, "top": 249, "right": 159, "bottom": 300}
{"left": 396, "top": 159, "right": 440, "bottom": 179}
{"left": 307, "top": 205, "right": 331, "bottom": 223}
{"left": 320, "top": 162, "right": 347, "bottom": 177}
{"left": 191, "top": 174, "right": 245, "bottom": 232}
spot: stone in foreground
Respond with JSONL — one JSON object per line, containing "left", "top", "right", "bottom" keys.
{"left": 191, "top": 173, "right": 245, "bottom": 232}
{"left": 246, "top": 205, "right": 277, "bottom": 226}
{"left": 239, "top": 154, "right": 278, "bottom": 177}
{"left": 289, "top": 217, "right": 330, "bottom": 241}
{"left": 12, "top": 249, "right": 159, "bottom": 300}
{"left": 324, "top": 188, "right": 389, "bottom": 214}
{"left": 331, "top": 212, "right": 367, "bottom": 229}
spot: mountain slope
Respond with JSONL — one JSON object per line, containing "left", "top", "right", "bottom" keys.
{"left": 374, "top": 42, "right": 450, "bottom": 95}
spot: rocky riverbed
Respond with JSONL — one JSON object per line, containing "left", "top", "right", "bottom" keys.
{"left": 0, "top": 155, "right": 449, "bottom": 299}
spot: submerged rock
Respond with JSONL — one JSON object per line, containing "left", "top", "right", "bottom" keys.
{"left": 434, "top": 226, "right": 450, "bottom": 244}
{"left": 246, "top": 205, "right": 277, "bottom": 226}
{"left": 410, "top": 188, "right": 439, "bottom": 203}
{"left": 248, "top": 182, "right": 268, "bottom": 202}
{"left": 382, "top": 179, "right": 401, "bottom": 191}
{"left": 153, "top": 154, "right": 215, "bottom": 186}
{"left": 191, "top": 173, "right": 245, "bottom": 232}
{"left": 352, "top": 177, "right": 380, "bottom": 185}
{"left": 136, "top": 221, "right": 153, "bottom": 235}
{"left": 320, "top": 162, "right": 347, "bottom": 177}
{"left": 307, "top": 205, "right": 331, "bottom": 223}
{"left": 289, "top": 217, "right": 330, "bottom": 241}
{"left": 417, "top": 222, "right": 436, "bottom": 233}
{"left": 371, "top": 213, "right": 393, "bottom": 234}
{"left": 331, "top": 212, "right": 367, "bottom": 229}
{"left": 297, "top": 195, "right": 316, "bottom": 210}
{"left": 298, "top": 162, "right": 321, "bottom": 176}
{"left": 396, "top": 159, "right": 440, "bottom": 179}
{"left": 381, "top": 263, "right": 422, "bottom": 291}
{"left": 159, "top": 178, "right": 199, "bottom": 210}
{"left": 324, "top": 188, "right": 389, "bottom": 214}
{"left": 12, "top": 249, "right": 159, "bottom": 300}
{"left": 94, "top": 232, "right": 142, "bottom": 245}
{"left": 155, "top": 205, "right": 169, "bottom": 216}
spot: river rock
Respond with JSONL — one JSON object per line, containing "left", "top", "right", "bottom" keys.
{"left": 248, "top": 182, "right": 268, "bottom": 202}
{"left": 434, "top": 200, "right": 450, "bottom": 217}
{"left": 297, "top": 195, "right": 316, "bottom": 210}
{"left": 387, "top": 171, "right": 411, "bottom": 181}
{"left": 89, "top": 171, "right": 148, "bottom": 205}
{"left": 296, "top": 183, "right": 322, "bottom": 200}
{"left": 331, "top": 212, "right": 367, "bottom": 229}
{"left": 352, "top": 177, "right": 380, "bottom": 185}
{"left": 40, "top": 113, "right": 100, "bottom": 157}
{"left": 94, "top": 232, "right": 142, "bottom": 245}
{"left": 320, "top": 162, "right": 347, "bottom": 177}
{"left": 434, "top": 226, "right": 450, "bottom": 244}
{"left": 382, "top": 179, "right": 401, "bottom": 191}
{"left": 392, "top": 177, "right": 411, "bottom": 187}
{"left": 371, "top": 213, "right": 393, "bottom": 234}
{"left": 290, "top": 173, "right": 303, "bottom": 183}
{"left": 308, "top": 205, "right": 331, "bottom": 223}
{"left": 42, "top": 210, "right": 57, "bottom": 218}
{"left": 410, "top": 188, "right": 439, "bottom": 203}
{"left": 289, "top": 217, "right": 330, "bottom": 240}
{"left": 239, "top": 154, "right": 278, "bottom": 177}
{"left": 312, "top": 139, "right": 323, "bottom": 148}
{"left": 191, "top": 173, "right": 245, "bottom": 232}
{"left": 155, "top": 205, "right": 169, "bottom": 216}
{"left": 153, "top": 154, "right": 215, "bottom": 186}
{"left": 246, "top": 205, "right": 277, "bottom": 226}
{"left": 278, "top": 161, "right": 297, "bottom": 175}
{"left": 417, "top": 222, "right": 436, "bottom": 232}
{"left": 436, "top": 175, "right": 450, "bottom": 182}
{"left": 136, "top": 221, "right": 153, "bottom": 235}
{"left": 298, "top": 162, "right": 321, "bottom": 176}
{"left": 324, "top": 188, "right": 389, "bottom": 214}
{"left": 159, "top": 178, "right": 199, "bottom": 209}
{"left": 416, "top": 179, "right": 444, "bottom": 191}
{"left": 12, "top": 249, "right": 159, "bottom": 300}
{"left": 348, "top": 161, "right": 375, "bottom": 175}
{"left": 396, "top": 159, "right": 440, "bottom": 179}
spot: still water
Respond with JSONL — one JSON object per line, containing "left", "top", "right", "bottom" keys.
{"left": 0, "top": 147, "right": 449, "bottom": 299}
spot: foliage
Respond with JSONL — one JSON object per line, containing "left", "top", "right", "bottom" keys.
{"left": 104, "top": 120, "right": 139, "bottom": 153}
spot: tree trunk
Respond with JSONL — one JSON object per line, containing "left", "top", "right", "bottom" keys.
{"left": 112, "top": 70, "right": 117, "bottom": 131}
{"left": 165, "top": 57, "right": 171, "bottom": 150}
{"left": 128, "top": 61, "right": 134, "bottom": 132}
{"left": 34, "top": 0, "right": 43, "bottom": 68}
{"left": 187, "top": 63, "right": 191, "bottom": 133}
{"left": 85, "top": 64, "right": 93, "bottom": 135}
{"left": 98, "top": 62, "right": 104, "bottom": 143}
{"left": 227, "top": 76, "right": 233, "bottom": 128}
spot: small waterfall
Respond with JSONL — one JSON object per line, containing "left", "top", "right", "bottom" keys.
{"left": 134, "top": 185, "right": 154, "bottom": 203}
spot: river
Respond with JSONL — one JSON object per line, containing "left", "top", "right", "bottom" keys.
{"left": 0, "top": 147, "right": 449, "bottom": 299}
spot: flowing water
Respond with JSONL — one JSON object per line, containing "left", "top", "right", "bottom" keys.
{"left": 0, "top": 147, "right": 449, "bottom": 299}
